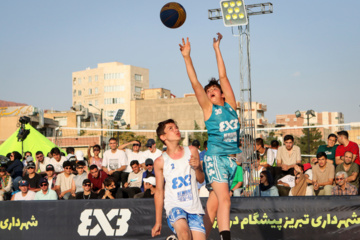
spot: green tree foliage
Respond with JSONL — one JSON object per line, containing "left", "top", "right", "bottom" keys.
{"left": 189, "top": 121, "right": 208, "bottom": 151}
{"left": 263, "top": 131, "right": 282, "bottom": 146}
{"left": 295, "top": 127, "right": 326, "bottom": 157}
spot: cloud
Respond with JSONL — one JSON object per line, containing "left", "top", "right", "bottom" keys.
{"left": 292, "top": 71, "right": 301, "bottom": 77}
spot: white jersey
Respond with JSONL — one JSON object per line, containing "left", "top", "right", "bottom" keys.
{"left": 163, "top": 147, "right": 204, "bottom": 216}
{"left": 14, "top": 191, "right": 36, "bottom": 201}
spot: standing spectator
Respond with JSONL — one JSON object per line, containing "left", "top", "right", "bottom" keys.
{"left": 118, "top": 140, "right": 143, "bottom": 182}
{"left": 11, "top": 180, "right": 36, "bottom": 201}
{"left": 276, "top": 135, "right": 301, "bottom": 175}
{"left": 312, "top": 134, "right": 338, "bottom": 166}
{"left": 35, "top": 151, "right": 48, "bottom": 177}
{"left": 98, "top": 177, "right": 116, "bottom": 199}
{"left": 6, "top": 151, "right": 23, "bottom": 191}
{"left": 335, "top": 151, "right": 359, "bottom": 189}
{"left": 88, "top": 165, "right": 107, "bottom": 193}
{"left": 117, "top": 160, "right": 143, "bottom": 198}
{"left": 66, "top": 147, "right": 75, "bottom": 160}
{"left": 71, "top": 162, "right": 88, "bottom": 198}
{"left": 142, "top": 176, "right": 156, "bottom": 198}
{"left": 102, "top": 138, "right": 128, "bottom": 186}
{"left": 22, "top": 161, "right": 41, "bottom": 192}
{"left": 289, "top": 173, "right": 313, "bottom": 196}
{"left": 259, "top": 170, "right": 279, "bottom": 197}
{"left": 87, "top": 144, "right": 103, "bottom": 170}
{"left": 141, "top": 139, "right": 162, "bottom": 168}
{"left": 48, "top": 147, "right": 66, "bottom": 173}
{"left": 76, "top": 179, "right": 98, "bottom": 199}
{"left": 230, "top": 165, "right": 243, "bottom": 197}
{"left": 44, "top": 164, "right": 57, "bottom": 190}
{"left": 0, "top": 164, "right": 12, "bottom": 201}
{"left": 332, "top": 171, "right": 358, "bottom": 196}
{"left": 55, "top": 161, "right": 74, "bottom": 200}
{"left": 335, "top": 130, "right": 360, "bottom": 165}
{"left": 34, "top": 178, "right": 58, "bottom": 200}
{"left": 312, "top": 152, "right": 335, "bottom": 196}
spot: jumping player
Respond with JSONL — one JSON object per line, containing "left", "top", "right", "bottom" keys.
{"left": 151, "top": 119, "right": 206, "bottom": 240}
{"left": 179, "top": 33, "right": 240, "bottom": 240}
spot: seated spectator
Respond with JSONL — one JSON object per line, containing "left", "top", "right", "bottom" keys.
{"left": 142, "top": 176, "right": 156, "bottom": 198}
{"left": 230, "top": 165, "right": 243, "bottom": 197}
{"left": 243, "top": 153, "right": 265, "bottom": 192}
{"left": 76, "top": 179, "right": 98, "bottom": 199}
{"left": 11, "top": 180, "right": 36, "bottom": 201}
{"left": 335, "top": 151, "right": 359, "bottom": 189}
{"left": 66, "top": 147, "right": 75, "bottom": 160}
{"left": 71, "top": 162, "right": 88, "bottom": 198}
{"left": 289, "top": 173, "right": 313, "bottom": 196}
{"left": 22, "top": 161, "right": 41, "bottom": 192}
{"left": 98, "top": 177, "right": 116, "bottom": 199}
{"left": 117, "top": 160, "right": 143, "bottom": 198}
{"left": 332, "top": 171, "right": 358, "bottom": 196}
{"left": 259, "top": 170, "right": 279, "bottom": 196}
{"left": 88, "top": 165, "right": 108, "bottom": 193}
{"left": 312, "top": 134, "right": 338, "bottom": 167}
{"left": 75, "top": 150, "right": 89, "bottom": 172}
{"left": 134, "top": 158, "right": 155, "bottom": 198}
{"left": 335, "top": 130, "right": 360, "bottom": 166}
{"left": 34, "top": 178, "right": 58, "bottom": 200}
{"left": 313, "top": 152, "right": 334, "bottom": 196}
{"left": 256, "top": 138, "right": 274, "bottom": 168}
{"left": 55, "top": 161, "right": 74, "bottom": 200}
{"left": 87, "top": 144, "right": 103, "bottom": 170}
{"left": 6, "top": 151, "right": 23, "bottom": 191}
{"left": 22, "top": 156, "right": 35, "bottom": 175}
{"left": 276, "top": 135, "right": 301, "bottom": 176}
{"left": 22, "top": 151, "right": 32, "bottom": 167}
{"left": 48, "top": 147, "right": 66, "bottom": 174}
{"left": 267, "top": 140, "right": 279, "bottom": 167}
{"left": 35, "top": 151, "right": 48, "bottom": 177}
{"left": 44, "top": 164, "right": 57, "bottom": 190}
{"left": 0, "top": 164, "right": 12, "bottom": 201}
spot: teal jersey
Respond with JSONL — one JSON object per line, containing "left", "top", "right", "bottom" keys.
{"left": 205, "top": 102, "right": 240, "bottom": 155}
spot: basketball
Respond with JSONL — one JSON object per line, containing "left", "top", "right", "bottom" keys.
{"left": 160, "top": 2, "right": 186, "bottom": 29}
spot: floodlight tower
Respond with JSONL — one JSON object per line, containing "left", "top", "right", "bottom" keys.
{"left": 209, "top": 1, "right": 273, "bottom": 196}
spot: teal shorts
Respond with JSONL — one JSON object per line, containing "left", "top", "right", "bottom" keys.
{"left": 203, "top": 154, "right": 237, "bottom": 189}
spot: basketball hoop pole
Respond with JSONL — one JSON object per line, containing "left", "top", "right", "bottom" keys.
{"left": 208, "top": 2, "right": 273, "bottom": 197}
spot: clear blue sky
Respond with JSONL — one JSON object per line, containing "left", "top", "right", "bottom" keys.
{"left": 1, "top": 0, "right": 359, "bottom": 123}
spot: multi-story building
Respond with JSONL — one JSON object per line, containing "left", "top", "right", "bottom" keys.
{"left": 72, "top": 62, "right": 149, "bottom": 126}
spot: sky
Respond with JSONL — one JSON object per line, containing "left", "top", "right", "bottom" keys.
{"left": 1, "top": 0, "right": 359, "bottom": 124}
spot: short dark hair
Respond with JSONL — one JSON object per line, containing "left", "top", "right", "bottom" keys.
{"left": 284, "top": 135, "right": 294, "bottom": 142}
{"left": 271, "top": 140, "right": 279, "bottom": 148}
{"left": 134, "top": 140, "right": 141, "bottom": 147}
{"left": 337, "top": 131, "right": 349, "bottom": 139}
{"left": 63, "top": 160, "right": 72, "bottom": 168}
{"left": 93, "top": 144, "right": 101, "bottom": 150}
{"left": 24, "top": 151, "right": 32, "bottom": 156}
{"left": 89, "top": 164, "right": 98, "bottom": 171}
{"left": 109, "top": 138, "right": 117, "bottom": 143}
{"left": 12, "top": 151, "right": 22, "bottom": 160}
{"left": 204, "top": 78, "right": 223, "bottom": 94}
{"left": 130, "top": 160, "right": 139, "bottom": 166}
{"left": 104, "top": 177, "right": 115, "bottom": 187}
{"left": 328, "top": 134, "right": 337, "bottom": 140}
{"left": 50, "top": 147, "right": 61, "bottom": 155}
{"left": 344, "top": 151, "right": 353, "bottom": 156}
{"left": 36, "top": 151, "right": 43, "bottom": 156}
{"left": 203, "top": 140, "right": 208, "bottom": 148}
{"left": 255, "top": 138, "right": 264, "bottom": 148}
{"left": 316, "top": 152, "right": 327, "bottom": 159}
{"left": 295, "top": 163, "right": 304, "bottom": 172}
{"left": 66, "top": 147, "right": 75, "bottom": 154}
{"left": 156, "top": 119, "right": 178, "bottom": 145}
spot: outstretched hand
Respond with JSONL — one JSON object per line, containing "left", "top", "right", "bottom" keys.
{"left": 213, "top": 32, "right": 223, "bottom": 49}
{"left": 179, "top": 37, "right": 190, "bottom": 57}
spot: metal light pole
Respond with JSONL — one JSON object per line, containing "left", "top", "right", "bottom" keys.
{"left": 89, "top": 104, "right": 103, "bottom": 151}
{"left": 295, "top": 110, "right": 316, "bottom": 158}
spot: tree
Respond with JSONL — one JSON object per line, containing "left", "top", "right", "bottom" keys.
{"left": 263, "top": 131, "right": 281, "bottom": 146}
{"left": 295, "top": 127, "right": 326, "bottom": 163}
{"left": 189, "top": 121, "right": 208, "bottom": 151}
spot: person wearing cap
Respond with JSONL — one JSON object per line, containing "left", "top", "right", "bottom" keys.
{"left": 34, "top": 178, "right": 58, "bottom": 200}
{"left": 141, "top": 139, "right": 162, "bottom": 169}
{"left": 11, "top": 180, "right": 36, "bottom": 201}
{"left": 55, "top": 161, "right": 74, "bottom": 200}
{"left": 44, "top": 164, "right": 57, "bottom": 190}
{"left": 0, "top": 164, "right": 12, "bottom": 201}
{"left": 6, "top": 151, "right": 24, "bottom": 191}
{"left": 88, "top": 165, "right": 108, "bottom": 193}
{"left": 48, "top": 147, "right": 67, "bottom": 174}
{"left": 22, "top": 156, "right": 35, "bottom": 177}
{"left": 117, "top": 160, "right": 143, "bottom": 198}
{"left": 118, "top": 140, "right": 143, "bottom": 181}
{"left": 22, "top": 161, "right": 41, "bottom": 192}
{"left": 143, "top": 176, "right": 156, "bottom": 198}
{"left": 76, "top": 179, "right": 98, "bottom": 199}
{"left": 71, "top": 161, "right": 88, "bottom": 198}
{"left": 134, "top": 158, "right": 155, "bottom": 198}
{"left": 35, "top": 151, "right": 49, "bottom": 177}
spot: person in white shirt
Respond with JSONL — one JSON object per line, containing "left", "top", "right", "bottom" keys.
{"left": 48, "top": 147, "right": 66, "bottom": 174}
{"left": 102, "top": 138, "right": 128, "bottom": 186}
{"left": 35, "top": 151, "right": 48, "bottom": 176}
{"left": 11, "top": 180, "right": 35, "bottom": 201}
{"left": 118, "top": 140, "right": 143, "bottom": 181}
{"left": 141, "top": 139, "right": 162, "bottom": 168}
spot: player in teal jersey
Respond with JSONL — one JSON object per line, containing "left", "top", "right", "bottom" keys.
{"left": 180, "top": 33, "right": 240, "bottom": 240}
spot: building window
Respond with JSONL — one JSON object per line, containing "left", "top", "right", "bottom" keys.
{"left": 104, "top": 85, "right": 125, "bottom": 92}
{"left": 89, "top": 89, "right": 92, "bottom": 95}
{"left": 88, "top": 76, "right": 92, "bottom": 82}
{"left": 135, "top": 74, "right": 142, "bottom": 81}
{"left": 78, "top": 90, "right": 82, "bottom": 96}
{"left": 104, "top": 98, "right": 125, "bottom": 105}
{"left": 95, "top": 75, "right": 98, "bottom": 81}
{"left": 54, "top": 117, "right": 68, "bottom": 127}
{"left": 73, "top": 78, "right": 77, "bottom": 85}
{"left": 95, "top": 88, "right": 98, "bottom": 94}
{"left": 135, "top": 87, "right": 142, "bottom": 93}
{"left": 78, "top": 78, "right": 82, "bottom": 84}
{"left": 73, "top": 90, "right": 76, "bottom": 96}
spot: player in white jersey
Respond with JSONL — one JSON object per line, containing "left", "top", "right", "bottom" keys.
{"left": 152, "top": 119, "right": 206, "bottom": 240}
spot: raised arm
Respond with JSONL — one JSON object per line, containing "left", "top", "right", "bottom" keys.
{"left": 152, "top": 156, "right": 165, "bottom": 237}
{"left": 213, "top": 33, "right": 236, "bottom": 110}
{"left": 180, "top": 37, "right": 212, "bottom": 118}
{"left": 118, "top": 141, "right": 138, "bottom": 150}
